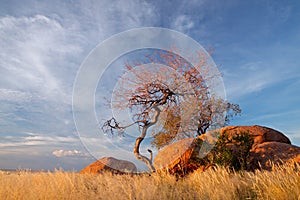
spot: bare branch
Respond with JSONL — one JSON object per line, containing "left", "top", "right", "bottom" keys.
{"left": 102, "top": 117, "right": 146, "bottom": 136}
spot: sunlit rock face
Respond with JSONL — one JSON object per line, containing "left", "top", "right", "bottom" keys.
{"left": 249, "top": 142, "right": 300, "bottom": 170}
{"left": 215, "top": 125, "right": 291, "bottom": 146}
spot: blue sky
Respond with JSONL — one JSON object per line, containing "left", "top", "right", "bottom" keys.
{"left": 0, "top": 0, "right": 299, "bottom": 171}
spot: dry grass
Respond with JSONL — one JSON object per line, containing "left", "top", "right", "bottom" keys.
{"left": 0, "top": 163, "right": 299, "bottom": 200}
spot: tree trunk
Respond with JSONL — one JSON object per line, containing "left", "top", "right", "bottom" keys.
{"left": 133, "top": 105, "right": 161, "bottom": 172}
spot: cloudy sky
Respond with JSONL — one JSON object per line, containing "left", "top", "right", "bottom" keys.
{"left": 0, "top": 0, "right": 299, "bottom": 171}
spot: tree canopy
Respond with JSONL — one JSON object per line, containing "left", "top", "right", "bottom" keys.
{"left": 102, "top": 48, "right": 241, "bottom": 171}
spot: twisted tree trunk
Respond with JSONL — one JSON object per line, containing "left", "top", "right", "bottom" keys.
{"left": 133, "top": 105, "right": 161, "bottom": 172}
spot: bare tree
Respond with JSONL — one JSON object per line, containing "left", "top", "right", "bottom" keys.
{"left": 102, "top": 49, "right": 241, "bottom": 171}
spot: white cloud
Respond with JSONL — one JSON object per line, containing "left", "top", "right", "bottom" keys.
{"left": 0, "top": 132, "right": 80, "bottom": 148}
{"left": 172, "top": 15, "right": 194, "bottom": 33}
{"left": 23, "top": 135, "right": 79, "bottom": 143}
{"left": 0, "top": 140, "right": 47, "bottom": 148}
{"left": 52, "top": 149, "right": 87, "bottom": 157}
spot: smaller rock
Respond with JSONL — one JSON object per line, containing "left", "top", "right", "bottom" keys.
{"left": 80, "top": 157, "right": 137, "bottom": 174}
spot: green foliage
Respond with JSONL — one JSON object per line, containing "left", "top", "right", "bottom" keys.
{"left": 206, "top": 131, "right": 253, "bottom": 171}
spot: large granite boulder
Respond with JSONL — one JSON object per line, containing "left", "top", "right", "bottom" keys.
{"left": 80, "top": 157, "right": 137, "bottom": 174}
{"left": 154, "top": 125, "right": 299, "bottom": 175}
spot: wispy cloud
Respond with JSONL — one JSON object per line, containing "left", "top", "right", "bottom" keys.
{"left": 0, "top": 132, "right": 79, "bottom": 148}
{"left": 0, "top": 0, "right": 159, "bottom": 135}
{"left": 73, "top": 0, "right": 158, "bottom": 40}
{"left": 0, "top": 141, "right": 46, "bottom": 148}
{"left": 223, "top": 60, "right": 288, "bottom": 100}
{"left": 0, "top": 15, "right": 81, "bottom": 103}
{"left": 172, "top": 15, "right": 194, "bottom": 33}
{"left": 0, "top": 89, "right": 32, "bottom": 102}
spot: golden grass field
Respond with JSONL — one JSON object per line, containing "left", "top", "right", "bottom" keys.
{"left": 0, "top": 164, "right": 299, "bottom": 200}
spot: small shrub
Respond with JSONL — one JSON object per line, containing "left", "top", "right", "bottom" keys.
{"left": 199, "top": 131, "right": 254, "bottom": 171}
